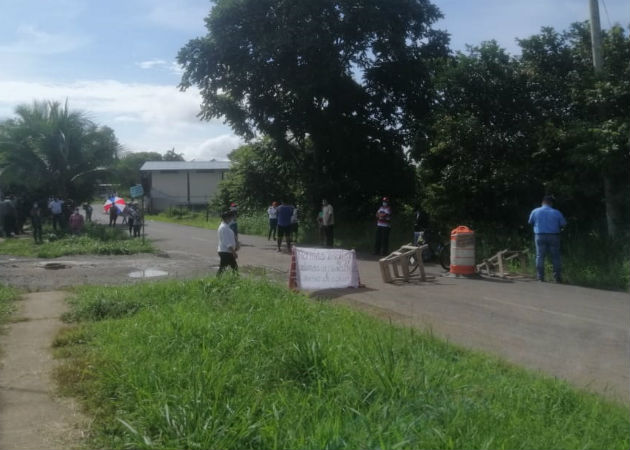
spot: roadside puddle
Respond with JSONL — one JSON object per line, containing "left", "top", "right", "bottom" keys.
{"left": 128, "top": 268, "right": 168, "bottom": 278}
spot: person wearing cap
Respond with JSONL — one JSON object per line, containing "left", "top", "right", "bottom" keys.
{"left": 374, "top": 197, "right": 392, "bottom": 255}
{"left": 267, "top": 201, "right": 278, "bottom": 240}
{"left": 528, "top": 195, "right": 567, "bottom": 282}
{"left": 217, "top": 210, "right": 238, "bottom": 275}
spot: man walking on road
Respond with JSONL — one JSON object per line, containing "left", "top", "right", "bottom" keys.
{"left": 528, "top": 195, "right": 567, "bottom": 282}
{"left": 217, "top": 210, "right": 238, "bottom": 275}
{"left": 276, "top": 200, "right": 294, "bottom": 252}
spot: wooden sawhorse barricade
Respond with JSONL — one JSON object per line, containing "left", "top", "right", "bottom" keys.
{"left": 476, "top": 249, "right": 529, "bottom": 278}
{"left": 379, "top": 244, "right": 428, "bottom": 283}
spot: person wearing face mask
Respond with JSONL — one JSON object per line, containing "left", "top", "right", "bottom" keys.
{"left": 374, "top": 197, "right": 392, "bottom": 256}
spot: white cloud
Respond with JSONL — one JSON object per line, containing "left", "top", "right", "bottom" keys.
{"left": 136, "top": 59, "right": 184, "bottom": 75}
{"left": 192, "top": 134, "right": 244, "bottom": 160}
{"left": 0, "top": 24, "right": 89, "bottom": 54}
{"left": 0, "top": 77, "right": 242, "bottom": 161}
{"left": 0, "top": 78, "right": 201, "bottom": 125}
{"left": 136, "top": 59, "right": 168, "bottom": 70}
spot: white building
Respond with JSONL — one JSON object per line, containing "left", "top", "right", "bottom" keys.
{"left": 140, "top": 160, "right": 230, "bottom": 211}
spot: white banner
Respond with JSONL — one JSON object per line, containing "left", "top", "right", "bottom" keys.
{"left": 293, "top": 247, "right": 360, "bottom": 290}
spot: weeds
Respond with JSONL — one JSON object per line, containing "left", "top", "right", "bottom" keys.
{"left": 0, "top": 284, "right": 20, "bottom": 327}
{"left": 146, "top": 210, "right": 220, "bottom": 230}
{"left": 0, "top": 223, "right": 153, "bottom": 258}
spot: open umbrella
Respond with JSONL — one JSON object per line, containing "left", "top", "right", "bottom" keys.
{"left": 104, "top": 196, "right": 126, "bottom": 214}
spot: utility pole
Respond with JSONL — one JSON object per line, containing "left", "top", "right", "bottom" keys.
{"left": 589, "top": 0, "right": 619, "bottom": 238}
{"left": 589, "top": 0, "right": 603, "bottom": 72}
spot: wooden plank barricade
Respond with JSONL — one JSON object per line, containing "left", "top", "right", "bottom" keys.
{"left": 476, "top": 249, "right": 529, "bottom": 278}
{"left": 378, "top": 244, "right": 428, "bottom": 283}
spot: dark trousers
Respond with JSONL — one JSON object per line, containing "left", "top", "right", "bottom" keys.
{"left": 535, "top": 234, "right": 561, "bottom": 282}
{"left": 268, "top": 218, "right": 277, "bottom": 240}
{"left": 217, "top": 252, "right": 238, "bottom": 275}
{"left": 128, "top": 218, "right": 135, "bottom": 235}
{"left": 52, "top": 213, "right": 62, "bottom": 231}
{"left": 324, "top": 225, "right": 334, "bottom": 248}
{"left": 374, "top": 226, "right": 390, "bottom": 255}
{"left": 32, "top": 223, "right": 42, "bottom": 243}
{"left": 277, "top": 225, "right": 292, "bottom": 250}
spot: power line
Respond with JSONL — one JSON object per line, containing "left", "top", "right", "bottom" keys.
{"left": 600, "top": 0, "right": 613, "bottom": 28}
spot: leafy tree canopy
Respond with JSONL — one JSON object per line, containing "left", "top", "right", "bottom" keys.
{"left": 178, "top": 0, "right": 449, "bottom": 209}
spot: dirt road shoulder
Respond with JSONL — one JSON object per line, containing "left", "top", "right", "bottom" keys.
{"left": 0, "top": 291, "right": 86, "bottom": 450}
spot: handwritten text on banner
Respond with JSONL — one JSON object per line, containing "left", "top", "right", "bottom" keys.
{"left": 294, "top": 247, "right": 360, "bottom": 290}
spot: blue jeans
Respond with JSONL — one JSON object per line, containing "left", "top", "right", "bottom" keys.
{"left": 535, "top": 234, "right": 562, "bottom": 282}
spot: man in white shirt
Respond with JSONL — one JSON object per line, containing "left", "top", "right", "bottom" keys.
{"left": 267, "top": 201, "right": 278, "bottom": 240}
{"left": 321, "top": 199, "right": 334, "bottom": 248}
{"left": 217, "top": 210, "right": 238, "bottom": 275}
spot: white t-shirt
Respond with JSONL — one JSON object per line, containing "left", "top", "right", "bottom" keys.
{"left": 322, "top": 204, "right": 334, "bottom": 226}
{"left": 267, "top": 206, "right": 277, "bottom": 219}
{"left": 217, "top": 221, "right": 236, "bottom": 253}
{"left": 291, "top": 207, "right": 298, "bottom": 224}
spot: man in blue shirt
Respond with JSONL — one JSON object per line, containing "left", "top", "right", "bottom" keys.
{"left": 276, "top": 200, "right": 294, "bottom": 252}
{"left": 528, "top": 195, "right": 567, "bottom": 282}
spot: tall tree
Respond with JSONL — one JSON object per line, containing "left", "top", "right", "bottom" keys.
{"left": 163, "top": 148, "right": 185, "bottom": 161}
{"left": 519, "top": 23, "right": 629, "bottom": 235}
{"left": 112, "top": 151, "right": 163, "bottom": 189}
{"left": 0, "top": 100, "right": 119, "bottom": 203}
{"left": 178, "top": 0, "right": 448, "bottom": 212}
{"left": 418, "top": 41, "right": 539, "bottom": 232}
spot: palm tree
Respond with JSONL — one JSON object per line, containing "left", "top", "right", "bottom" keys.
{"left": 0, "top": 100, "right": 119, "bottom": 202}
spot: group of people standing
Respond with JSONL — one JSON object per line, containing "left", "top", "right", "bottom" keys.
{"left": 109, "top": 200, "right": 143, "bottom": 237}
{"left": 265, "top": 197, "right": 392, "bottom": 255}
{"left": 218, "top": 194, "right": 568, "bottom": 283}
{"left": 267, "top": 201, "right": 300, "bottom": 252}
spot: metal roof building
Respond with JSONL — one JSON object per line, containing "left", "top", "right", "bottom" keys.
{"left": 140, "top": 160, "right": 230, "bottom": 211}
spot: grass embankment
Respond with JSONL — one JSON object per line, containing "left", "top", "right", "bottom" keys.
{"left": 57, "top": 276, "right": 628, "bottom": 449}
{"left": 0, "top": 223, "right": 154, "bottom": 258}
{"left": 0, "top": 284, "right": 20, "bottom": 327}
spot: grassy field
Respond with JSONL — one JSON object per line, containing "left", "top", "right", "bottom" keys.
{"left": 146, "top": 209, "right": 221, "bottom": 230}
{"left": 56, "top": 276, "right": 629, "bottom": 450}
{"left": 0, "top": 223, "right": 154, "bottom": 258}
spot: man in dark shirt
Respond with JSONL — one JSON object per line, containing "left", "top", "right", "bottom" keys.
{"left": 276, "top": 200, "right": 294, "bottom": 252}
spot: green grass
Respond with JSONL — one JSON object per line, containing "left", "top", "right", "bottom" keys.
{"left": 0, "top": 284, "right": 20, "bottom": 327}
{"left": 57, "top": 276, "right": 629, "bottom": 450}
{"left": 0, "top": 223, "right": 154, "bottom": 258}
{"left": 146, "top": 209, "right": 221, "bottom": 230}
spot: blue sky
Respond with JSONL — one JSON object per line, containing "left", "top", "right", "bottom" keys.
{"left": 0, "top": 0, "right": 627, "bottom": 161}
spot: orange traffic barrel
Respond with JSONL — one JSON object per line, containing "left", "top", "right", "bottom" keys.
{"left": 450, "top": 226, "right": 475, "bottom": 275}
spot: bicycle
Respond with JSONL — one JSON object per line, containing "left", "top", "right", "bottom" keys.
{"left": 409, "top": 230, "right": 450, "bottom": 273}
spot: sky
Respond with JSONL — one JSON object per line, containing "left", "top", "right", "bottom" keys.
{"left": 0, "top": 0, "right": 628, "bottom": 161}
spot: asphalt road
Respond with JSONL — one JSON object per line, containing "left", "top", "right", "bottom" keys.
{"left": 142, "top": 219, "right": 630, "bottom": 404}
